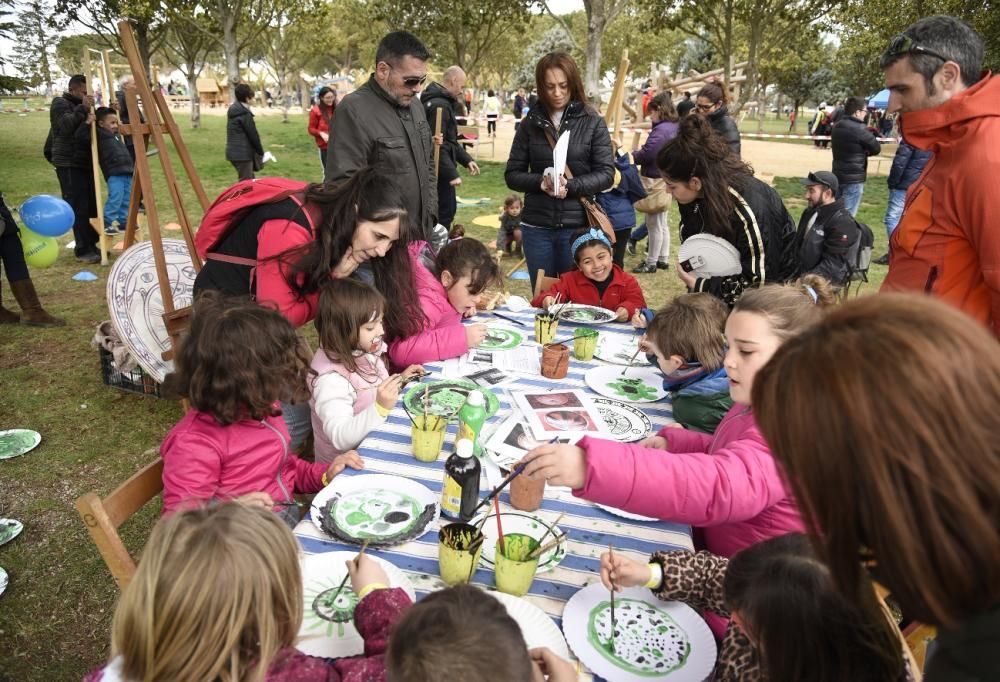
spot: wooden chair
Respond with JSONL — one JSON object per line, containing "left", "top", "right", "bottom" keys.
{"left": 76, "top": 457, "right": 164, "bottom": 590}
{"left": 457, "top": 124, "right": 495, "bottom": 159}
{"left": 533, "top": 269, "right": 560, "bottom": 299}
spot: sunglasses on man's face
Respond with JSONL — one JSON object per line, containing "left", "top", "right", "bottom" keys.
{"left": 882, "top": 34, "right": 949, "bottom": 63}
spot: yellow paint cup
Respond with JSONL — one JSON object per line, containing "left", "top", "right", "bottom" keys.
{"left": 412, "top": 414, "right": 447, "bottom": 462}
{"left": 494, "top": 533, "right": 540, "bottom": 596}
{"left": 534, "top": 313, "right": 559, "bottom": 345}
{"left": 438, "top": 522, "right": 485, "bottom": 585}
{"left": 573, "top": 328, "right": 599, "bottom": 361}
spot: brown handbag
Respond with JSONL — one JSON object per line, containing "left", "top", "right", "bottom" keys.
{"left": 543, "top": 131, "right": 616, "bottom": 244}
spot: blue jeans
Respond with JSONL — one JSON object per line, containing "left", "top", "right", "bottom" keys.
{"left": 104, "top": 175, "right": 132, "bottom": 228}
{"left": 281, "top": 400, "right": 312, "bottom": 451}
{"left": 883, "top": 188, "right": 906, "bottom": 240}
{"left": 520, "top": 224, "right": 577, "bottom": 292}
{"left": 840, "top": 182, "right": 864, "bottom": 217}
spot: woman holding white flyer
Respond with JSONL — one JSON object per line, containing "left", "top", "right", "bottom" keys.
{"left": 505, "top": 52, "right": 614, "bottom": 292}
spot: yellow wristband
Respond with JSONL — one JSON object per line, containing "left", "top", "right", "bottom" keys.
{"left": 374, "top": 402, "right": 391, "bottom": 418}
{"left": 357, "top": 582, "right": 388, "bottom": 600}
{"left": 644, "top": 562, "right": 663, "bottom": 589}
{"left": 321, "top": 471, "right": 330, "bottom": 487}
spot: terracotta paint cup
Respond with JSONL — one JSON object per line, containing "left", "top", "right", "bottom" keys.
{"left": 412, "top": 414, "right": 447, "bottom": 462}
{"left": 508, "top": 464, "right": 545, "bottom": 512}
{"left": 494, "top": 533, "right": 541, "bottom": 596}
{"left": 438, "top": 522, "right": 485, "bottom": 585}
{"left": 534, "top": 313, "right": 559, "bottom": 345}
{"left": 573, "top": 328, "right": 599, "bottom": 361}
{"left": 540, "top": 343, "right": 570, "bottom": 379}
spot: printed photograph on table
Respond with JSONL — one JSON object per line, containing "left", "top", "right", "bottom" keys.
{"left": 479, "top": 327, "right": 524, "bottom": 351}
{"left": 556, "top": 304, "right": 616, "bottom": 324}
{"left": 593, "top": 397, "right": 653, "bottom": 442}
{"left": 311, "top": 474, "right": 438, "bottom": 547}
{"left": 471, "top": 349, "right": 495, "bottom": 364}
{"left": 464, "top": 367, "right": 514, "bottom": 388}
{"left": 296, "top": 551, "right": 416, "bottom": 659}
{"left": 512, "top": 389, "right": 612, "bottom": 440}
{"left": 585, "top": 365, "right": 669, "bottom": 403}
{"left": 563, "top": 583, "right": 717, "bottom": 682}
{"left": 403, "top": 379, "right": 500, "bottom": 419}
{"left": 595, "top": 334, "right": 652, "bottom": 366}
{"left": 485, "top": 415, "right": 579, "bottom": 470}
{"left": 473, "top": 510, "right": 567, "bottom": 573}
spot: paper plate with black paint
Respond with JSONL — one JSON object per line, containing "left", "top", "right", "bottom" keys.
{"left": 556, "top": 304, "right": 616, "bottom": 324}
{"left": 403, "top": 379, "right": 500, "bottom": 419}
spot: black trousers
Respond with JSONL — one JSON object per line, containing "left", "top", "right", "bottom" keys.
{"left": 437, "top": 177, "right": 458, "bottom": 230}
{"left": 55, "top": 166, "right": 98, "bottom": 255}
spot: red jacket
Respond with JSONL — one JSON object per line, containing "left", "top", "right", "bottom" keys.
{"left": 530, "top": 265, "right": 646, "bottom": 318}
{"left": 883, "top": 74, "right": 1000, "bottom": 337}
{"left": 160, "top": 409, "right": 328, "bottom": 515}
{"left": 308, "top": 104, "right": 334, "bottom": 150}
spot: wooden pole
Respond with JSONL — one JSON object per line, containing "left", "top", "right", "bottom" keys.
{"left": 433, "top": 107, "right": 443, "bottom": 177}
{"left": 83, "top": 47, "right": 110, "bottom": 265}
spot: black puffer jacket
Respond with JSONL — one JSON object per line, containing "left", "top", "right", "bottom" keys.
{"left": 831, "top": 117, "right": 880, "bottom": 185}
{"left": 679, "top": 175, "right": 797, "bottom": 306}
{"left": 708, "top": 106, "right": 741, "bottom": 156}
{"left": 422, "top": 82, "right": 474, "bottom": 183}
{"left": 48, "top": 91, "right": 91, "bottom": 168}
{"left": 505, "top": 101, "right": 614, "bottom": 229}
{"left": 225, "top": 102, "right": 264, "bottom": 162}
{"left": 96, "top": 128, "right": 134, "bottom": 179}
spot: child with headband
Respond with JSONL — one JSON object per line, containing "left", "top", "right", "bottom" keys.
{"left": 530, "top": 228, "right": 646, "bottom": 321}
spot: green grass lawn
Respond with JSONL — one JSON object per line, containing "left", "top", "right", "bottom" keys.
{"left": 0, "top": 110, "right": 891, "bottom": 680}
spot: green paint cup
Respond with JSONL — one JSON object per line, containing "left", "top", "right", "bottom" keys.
{"left": 494, "top": 533, "right": 540, "bottom": 596}
{"left": 573, "top": 328, "right": 600, "bottom": 361}
{"left": 412, "top": 415, "right": 447, "bottom": 462}
{"left": 438, "top": 523, "right": 485, "bottom": 585}
{"left": 534, "top": 313, "right": 559, "bottom": 345}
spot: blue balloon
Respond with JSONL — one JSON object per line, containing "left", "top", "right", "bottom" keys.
{"left": 19, "top": 194, "right": 75, "bottom": 237}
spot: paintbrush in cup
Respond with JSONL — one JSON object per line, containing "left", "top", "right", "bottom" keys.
{"left": 329, "top": 539, "right": 371, "bottom": 605}
{"left": 527, "top": 532, "right": 567, "bottom": 560}
{"left": 534, "top": 512, "right": 565, "bottom": 548}
{"left": 470, "top": 460, "right": 529, "bottom": 517}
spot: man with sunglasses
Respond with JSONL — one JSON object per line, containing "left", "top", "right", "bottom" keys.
{"left": 326, "top": 31, "right": 438, "bottom": 242}
{"left": 879, "top": 16, "right": 1000, "bottom": 337}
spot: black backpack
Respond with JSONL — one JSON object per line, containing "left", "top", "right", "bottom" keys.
{"left": 847, "top": 216, "right": 874, "bottom": 283}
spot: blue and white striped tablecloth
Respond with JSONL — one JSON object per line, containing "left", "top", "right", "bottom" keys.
{"left": 294, "top": 308, "right": 694, "bottom": 680}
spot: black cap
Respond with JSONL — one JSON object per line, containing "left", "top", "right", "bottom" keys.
{"left": 800, "top": 170, "right": 839, "bottom": 195}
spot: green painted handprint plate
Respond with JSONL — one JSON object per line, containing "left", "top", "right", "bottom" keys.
{"left": 403, "top": 379, "right": 500, "bottom": 420}
{"left": 0, "top": 429, "right": 40, "bottom": 460}
{"left": 480, "top": 327, "right": 524, "bottom": 350}
{"left": 584, "top": 366, "right": 668, "bottom": 403}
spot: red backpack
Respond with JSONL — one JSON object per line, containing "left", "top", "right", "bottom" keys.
{"left": 194, "top": 177, "right": 314, "bottom": 262}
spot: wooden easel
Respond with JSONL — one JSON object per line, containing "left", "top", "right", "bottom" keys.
{"left": 115, "top": 19, "right": 209, "bottom": 363}
{"left": 82, "top": 47, "right": 120, "bottom": 265}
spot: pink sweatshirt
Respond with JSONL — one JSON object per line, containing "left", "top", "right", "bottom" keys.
{"left": 387, "top": 244, "right": 468, "bottom": 368}
{"left": 160, "top": 409, "right": 328, "bottom": 515}
{"left": 574, "top": 404, "right": 805, "bottom": 558}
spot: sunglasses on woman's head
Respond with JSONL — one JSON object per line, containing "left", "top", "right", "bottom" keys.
{"left": 882, "top": 34, "right": 949, "bottom": 63}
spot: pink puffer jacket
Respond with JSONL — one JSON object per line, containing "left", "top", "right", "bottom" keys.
{"left": 574, "top": 404, "right": 804, "bottom": 558}
{"left": 387, "top": 243, "right": 468, "bottom": 368}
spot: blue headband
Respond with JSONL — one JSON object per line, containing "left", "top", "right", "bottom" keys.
{"left": 571, "top": 229, "right": 612, "bottom": 257}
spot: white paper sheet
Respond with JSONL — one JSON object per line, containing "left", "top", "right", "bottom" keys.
{"left": 548, "top": 130, "right": 570, "bottom": 193}
{"left": 466, "top": 346, "right": 541, "bottom": 375}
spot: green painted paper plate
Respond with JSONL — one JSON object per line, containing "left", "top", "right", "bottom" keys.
{"left": 0, "top": 519, "right": 23, "bottom": 547}
{"left": 0, "top": 429, "right": 41, "bottom": 460}
{"left": 403, "top": 379, "right": 500, "bottom": 419}
{"left": 0, "top": 566, "right": 7, "bottom": 598}
{"left": 480, "top": 327, "right": 524, "bottom": 351}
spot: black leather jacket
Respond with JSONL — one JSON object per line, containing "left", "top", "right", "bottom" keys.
{"left": 505, "top": 101, "right": 614, "bottom": 229}
{"left": 831, "top": 117, "right": 881, "bottom": 185}
{"left": 794, "top": 198, "right": 860, "bottom": 285}
{"left": 708, "top": 106, "right": 741, "bottom": 156}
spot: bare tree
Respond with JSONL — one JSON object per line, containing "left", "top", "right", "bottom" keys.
{"left": 159, "top": 16, "right": 217, "bottom": 127}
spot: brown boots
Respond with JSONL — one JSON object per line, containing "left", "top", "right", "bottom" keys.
{"left": 5, "top": 278, "right": 65, "bottom": 327}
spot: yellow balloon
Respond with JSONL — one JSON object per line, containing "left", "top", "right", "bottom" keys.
{"left": 20, "top": 228, "right": 59, "bottom": 268}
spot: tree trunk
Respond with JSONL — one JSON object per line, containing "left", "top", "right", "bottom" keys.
{"left": 187, "top": 74, "right": 201, "bottom": 128}
{"left": 220, "top": 7, "right": 240, "bottom": 100}
{"left": 584, "top": 16, "right": 604, "bottom": 103}
{"left": 133, "top": 23, "right": 154, "bottom": 81}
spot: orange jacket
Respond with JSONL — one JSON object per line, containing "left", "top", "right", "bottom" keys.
{"left": 882, "top": 74, "right": 1000, "bottom": 336}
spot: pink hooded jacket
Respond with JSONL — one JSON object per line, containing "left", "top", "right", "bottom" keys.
{"left": 387, "top": 243, "right": 468, "bottom": 368}
{"left": 574, "top": 404, "right": 805, "bottom": 558}
{"left": 160, "top": 409, "right": 328, "bottom": 515}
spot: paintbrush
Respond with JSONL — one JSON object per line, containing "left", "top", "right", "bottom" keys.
{"left": 620, "top": 346, "right": 642, "bottom": 376}
{"left": 527, "top": 532, "right": 567, "bottom": 560}
{"left": 535, "top": 512, "right": 565, "bottom": 547}
{"left": 493, "top": 496, "right": 506, "bottom": 556}
{"left": 470, "top": 460, "right": 529, "bottom": 516}
{"left": 328, "top": 539, "right": 371, "bottom": 605}
{"left": 544, "top": 333, "right": 588, "bottom": 348}
{"left": 492, "top": 311, "right": 527, "bottom": 327}
{"left": 401, "top": 405, "right": 419, "bottom": 428}
{"left": 609, "top": 543, "right": 616, "bottom": 654}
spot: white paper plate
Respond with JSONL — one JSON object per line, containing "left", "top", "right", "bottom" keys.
{"left": 563, "top": 583, "right": 717, "bottom": 681}
{"left": 480, "top": 327, "right": 525, "bottom": 350}
{"left": 472, "top": 511, "right": 566, "bottom": 573}
{"left": 489, "top": 590, "right": 570, "bottom": 660}
{"left": 296, "top": 551, "right": 416, "bottom": 658}
{"left": 595, "top": 504, "right": 658, "bottom": 523}
{"left": 594, "top": 398, "right": 652, "bottom": 442}
{"left": 556, "top": 304, "right": 617, "bottom": 324}
{"left": 0, "top": 567, "right": 7, "bottom": 599}
{"left": 0, "top": 429, "right": 41, "bottom": 460}
{"left": 677, "top": 233, "right": 742, "bottom": 278}
{"left": 0, "top": 519, "right": 24, "bottom": 546}
{"left": 585, "top": 366, "right": 668, "bottom": 403}
{"left": 106, "top": 238, "right": 197, "bottom": 382}
{"left": 595, "top": 334, "right": 652, "bottom": 366}
{"left": 310, "top": 474, "right": 439, "bottom": 544}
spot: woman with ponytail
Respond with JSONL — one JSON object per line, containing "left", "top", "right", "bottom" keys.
{"left": 658, "top": 115, "right": 798, "bottom": 307}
